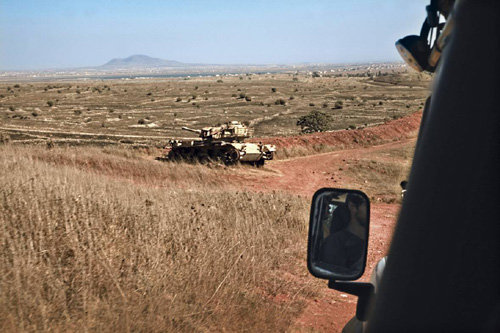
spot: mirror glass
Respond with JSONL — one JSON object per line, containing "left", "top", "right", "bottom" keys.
{"left": 307, "top": 188, "right": 370, "bottom": 280}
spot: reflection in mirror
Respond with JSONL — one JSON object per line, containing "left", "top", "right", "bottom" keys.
{"left": 308, "top": 189, "right": 370, "bottom": 280}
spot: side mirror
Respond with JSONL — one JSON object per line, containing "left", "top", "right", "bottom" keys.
{"left": 307, "top": 188, "right": 370, "bottom": 281}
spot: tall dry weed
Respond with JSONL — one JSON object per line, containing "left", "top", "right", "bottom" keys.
{"left": 0, "top": 146, "right": 310, "bottom": 332}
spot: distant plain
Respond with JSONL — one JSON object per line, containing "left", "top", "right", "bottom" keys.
{"left": 0, "top": 66, "right": 430, "bottom": 148}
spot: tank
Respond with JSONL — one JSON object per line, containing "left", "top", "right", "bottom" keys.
{"left": 158, "top": 121, "right": 276, "bottom": 166}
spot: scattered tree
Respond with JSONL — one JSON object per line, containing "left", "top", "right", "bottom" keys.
{"left": 296, "top": 110, "right": 332, "bottom": 133}
{"left": 274, "top": 98, "right": 286, "bottom": 105}
{"left": 333, "top": 100, "right": 344, "bottom": 109}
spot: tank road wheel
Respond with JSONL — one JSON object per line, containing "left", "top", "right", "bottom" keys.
{"left": 198, "top": 152, "right": 210, "bottom": 164}
{"left": 223, "top": 148, "right": 240, "bottom": 165}
{"left": 255, "top": 158, "right": 265, "bottom": 168}
{"left": 168, "top": 149, "right": 181, "bottom": 162}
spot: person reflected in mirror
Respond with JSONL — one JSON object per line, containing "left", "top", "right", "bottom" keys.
{"left": 319, "top": 193, "right": 367, "bottom": 275}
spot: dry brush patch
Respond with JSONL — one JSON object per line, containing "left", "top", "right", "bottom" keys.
{"left": 25, "top": 145, "right": 239, "bottom": 189}
{"left": 0, "top": 146, "right": 310, "bottom": 332}
{"left": 343, "top": 142, "right": 416, "bottom": 203}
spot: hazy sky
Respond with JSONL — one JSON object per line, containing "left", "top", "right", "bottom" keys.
{"left": 0, "top": 0, "right": 429, "bottom": 70}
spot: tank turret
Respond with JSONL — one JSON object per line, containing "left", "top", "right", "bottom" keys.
{"left": 181, "top": 121, "right": 253, "bottom": 142}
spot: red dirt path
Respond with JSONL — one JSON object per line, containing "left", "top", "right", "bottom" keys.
{"left": 230, "top": 111, "right": 422, "bottom": 332}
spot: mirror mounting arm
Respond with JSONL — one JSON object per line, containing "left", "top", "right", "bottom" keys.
{"left": 328, "top": 280, "right": 374, "bottom": 321}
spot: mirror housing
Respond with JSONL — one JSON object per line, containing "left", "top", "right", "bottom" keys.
{"left": 307, "top": 188, "right": 370, "bottom": 281}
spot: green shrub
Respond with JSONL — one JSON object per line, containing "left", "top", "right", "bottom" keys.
{"left": 296, "top": 110, "right": 332, "bottom": 133}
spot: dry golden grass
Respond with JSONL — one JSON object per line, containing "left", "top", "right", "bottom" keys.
{"left": 0, "top": 145, "right": 310, "bottom": 332}
{"left": 343, "top": 142, "right": 415, "bottom": 203}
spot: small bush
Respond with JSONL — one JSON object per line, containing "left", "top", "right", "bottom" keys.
{"left": 333, "top": 101, "right": 343, "bottom": 109}
{"left": 47, "top": 101, "right": 54, "bottom": 107}
{"left": 0, "top": 133, "right": 10, "bottom": 144}
{"left": 275, "top": 98, "right": 286, "bottom": 106}
{"left": 9, "top": 106, "right": 15, "bottom": 111}
{"left": 245, "top": 96, "right": 251, "bottom": 102}
{"left": 296, "top": 110, "right": 332, "bottom": 133}
{"left": 271, "top": 88, "right": 277, "bottom": 93}
{"left": 176, "top": 97, "right": 182, "bottom": 102}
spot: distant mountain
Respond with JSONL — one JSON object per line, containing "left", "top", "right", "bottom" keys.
{"left": 101, "top": 55, "right": 187, "bottom": 69}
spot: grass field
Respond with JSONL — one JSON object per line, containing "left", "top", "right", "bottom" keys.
{"left": 0, "top": 145, "right": 312, "bottom": 332}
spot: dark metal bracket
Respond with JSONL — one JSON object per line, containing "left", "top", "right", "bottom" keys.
{"left": 328, "top": 280, "right": 375, "bottom": 321}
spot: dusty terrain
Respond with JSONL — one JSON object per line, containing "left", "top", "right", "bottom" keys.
{"left": 0, "top": 70, "right": 425, "bottom": 332}
{"left": 0, "top": 70, "right": 429, "bottom": 145}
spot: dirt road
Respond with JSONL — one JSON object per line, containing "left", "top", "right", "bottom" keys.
{"left": 226, "top": 116, "right": 420, "bottom": 331}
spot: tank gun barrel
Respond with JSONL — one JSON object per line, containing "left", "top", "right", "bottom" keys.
{"left": 181, "top": 127, "right": 202, "bottom": 134}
